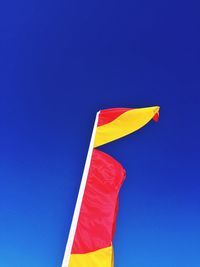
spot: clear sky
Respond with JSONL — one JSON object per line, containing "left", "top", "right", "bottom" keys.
{"left": 1, "top": 0, "right": 200, "bottom": 266}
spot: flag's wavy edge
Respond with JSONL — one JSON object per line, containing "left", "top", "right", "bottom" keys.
{"left": 94, "top": 106, "right": 160, "bottom": 147}
{"left": 69, "top": 149, "right": 125, "bottom": 266}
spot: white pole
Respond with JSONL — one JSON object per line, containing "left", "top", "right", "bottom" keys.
{"left": 61, "top": 111, "right": 99, "bottom": 267}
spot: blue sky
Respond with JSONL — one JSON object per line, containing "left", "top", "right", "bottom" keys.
{"left": 1, "top": 0, "right": 200, "bottom": 266}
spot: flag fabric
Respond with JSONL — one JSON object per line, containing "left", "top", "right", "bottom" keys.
{"left": 94, "top": 106, "right": 159, "bottom": 147}
{"left": 69, "top": 149, "right": 125, "bottom": 267}
{"left": 67, "top": 106, "right": 160, "bottom": 267}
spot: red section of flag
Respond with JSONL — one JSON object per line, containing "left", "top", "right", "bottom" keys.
{"left": 71, "top": 149, "right": 126, "bottom": 254}
{"left": 97, "top": 108, "right": 132, "bottom": 126}
{"left": 153, "top": 111, "right": 159, "bottom": 122}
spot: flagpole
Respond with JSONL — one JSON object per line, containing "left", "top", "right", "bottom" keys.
{"left": 61, "top": 111, "right": 99, "bottom": 267}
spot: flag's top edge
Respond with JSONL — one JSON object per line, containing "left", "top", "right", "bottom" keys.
{"left": 97, "top": 106, "right": 160, "bottom": 127}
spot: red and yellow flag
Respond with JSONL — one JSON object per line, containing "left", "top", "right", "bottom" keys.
{"left": 65, "top": 106, "right": 160, "bottom": 267}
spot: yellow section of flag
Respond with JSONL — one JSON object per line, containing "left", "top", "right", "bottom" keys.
{"left": 69, "top": 246, "right": 113, "bottom": 267}
{"left": 94, "top": 106, "right": 160, "bottom": 147}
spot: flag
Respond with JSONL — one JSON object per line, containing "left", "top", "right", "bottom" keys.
{"left": 94, "top": 106, "right": 160, "bottom": 147}
{"left": 62, "top": 106, "right": 160, "bottom": 267}
{"left": 69, "top": 149, "right": 125, "bottom": 267}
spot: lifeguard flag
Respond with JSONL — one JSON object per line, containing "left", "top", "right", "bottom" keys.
{"left": 62, "top": 106, "right": 160, "bottom": 267}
